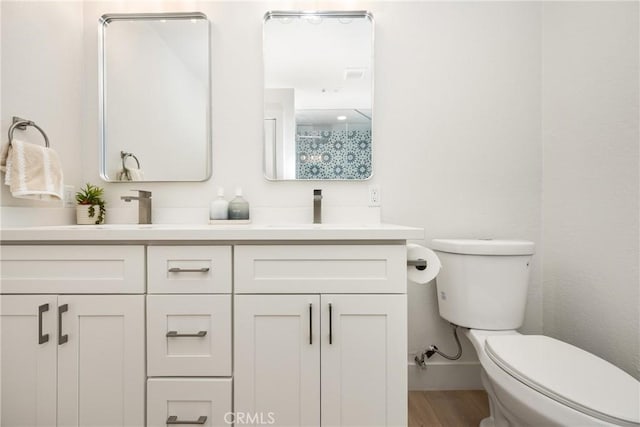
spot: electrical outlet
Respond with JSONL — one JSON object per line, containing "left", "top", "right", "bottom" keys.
{"left": 63, "top": 185, "right": 75, "bottom": 208}
{"left": 368, "top": 184, "right": 380, "bottom": 207}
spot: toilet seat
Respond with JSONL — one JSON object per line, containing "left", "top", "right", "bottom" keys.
{"left": 485, "top": 335, "right": 640, "bottom": 426}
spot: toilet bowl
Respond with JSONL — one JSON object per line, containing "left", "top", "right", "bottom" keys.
{"left": 466, "top": 329, "right": 639, "bottom": 427}
{"left": 431, "top": 239, "right": 640, "bottom": 427}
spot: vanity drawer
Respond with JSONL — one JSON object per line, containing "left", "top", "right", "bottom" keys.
{"left": 147, "top": 378, "right": 232, "bottom": 427}
{"left": 0, "top": 245, "right": 144, "bottom": 294}
{"left": 234, "top": 245, "right": 407, "bottom": 294}
{"left": 147, "top": 295, "right": 231, "bottom": 376}
{"left": 147, "top": 246, "right": 231, "bottom": 294}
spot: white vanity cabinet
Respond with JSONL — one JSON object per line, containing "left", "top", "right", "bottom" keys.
{"left": 0, "top": 224, "right": 422, "bottom": 427}
{"left": 0, "top": 246, "right": 145, "bottom": 427}
{"left": 234, "top": 245, "right": 408, "bottom": 427}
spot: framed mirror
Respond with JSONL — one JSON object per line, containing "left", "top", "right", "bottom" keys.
{"left": 99, "top": 12, "right": 211, "bottom": 182}
{"left": 263, "top": 11, "right": 374, "bottom": 180}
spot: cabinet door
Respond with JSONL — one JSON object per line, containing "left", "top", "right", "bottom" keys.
{"left": 321, "top": 295, "right": 407, "bottom": 427}
{"left": 235, "top": 295, "right": 320, "bottom": 427}
{"left": 57, "top": 295, "right": 145, "bottom": 427}
{"left": 1, "top": 295, "right": 57, "bottom": 427}
{"left": 147, "top": 378, "right": 232, "bottom": 427}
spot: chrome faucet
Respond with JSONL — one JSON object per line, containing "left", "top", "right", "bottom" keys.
{"left": 313, "top": 189, "right": 322, "bottom": 224}
{"left": 121, "top": 190, "right": 152, "bottom": 224}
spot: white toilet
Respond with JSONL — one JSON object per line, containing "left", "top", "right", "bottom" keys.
{"left": 431, "top": 238, "right": 640, "bottom": 427}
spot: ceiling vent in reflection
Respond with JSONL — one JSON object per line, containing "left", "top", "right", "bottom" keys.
{"left": 344, "top": 68, "right": 366, "bottom": 80}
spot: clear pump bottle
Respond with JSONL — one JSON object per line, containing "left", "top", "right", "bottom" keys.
{"left": 209, "top": 188, "right": 229, "bottom": 220}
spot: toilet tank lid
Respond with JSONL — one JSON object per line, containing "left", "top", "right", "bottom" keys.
{"left": 431, "top": 239, "right": 535, "bottom": 255}
{"left": 485, "top": 335, "right": 640, "bottom": 426}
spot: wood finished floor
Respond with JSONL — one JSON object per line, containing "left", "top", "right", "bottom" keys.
{"left": 408, "top": 390, "right": 490, "bottom": 427}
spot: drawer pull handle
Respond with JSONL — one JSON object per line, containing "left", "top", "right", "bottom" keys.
{"left": 58, "top": 304, "right": 68, "bottom": 345}
{"left": 166, "top": 415, "right": 207, "bottom": 425}
{"left": 166, "top": 330, "right": 207, "bottom": 338}
{"left": 38, "top": 303, "right": 50, "bottom": 344}
{"left": 168, "top": 267, "right": 210, "bottom": 273}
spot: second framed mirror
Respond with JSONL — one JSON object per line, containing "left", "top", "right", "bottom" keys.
{"left": 263, "top": 11, "right": 374, "bottom": 180}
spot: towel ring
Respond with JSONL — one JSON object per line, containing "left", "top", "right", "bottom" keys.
{"left": 118, "top": 151, "right": 142, "bottom": 181}
{"left": 8, "top": 116, "right": 50, "bottom": 148}
{"left": 121, "top": 151, "right": 141, "bottom": 169}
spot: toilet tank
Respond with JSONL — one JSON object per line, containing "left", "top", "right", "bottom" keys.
{"left": 431, "top": 239, "right": 535, "bottom": 330}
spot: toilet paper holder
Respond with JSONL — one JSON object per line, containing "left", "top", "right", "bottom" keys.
{"left": 407, "top": 259, "right": 427, "bottom": 271}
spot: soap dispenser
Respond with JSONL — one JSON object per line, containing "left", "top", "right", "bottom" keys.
{"left": 228, "top": 187, "right": 250, "bottom": 220}
{"left": 209, "top": 187, "right": 229, "bottom": 220}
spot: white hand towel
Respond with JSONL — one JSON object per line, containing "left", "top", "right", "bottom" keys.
{"left": 128, "top": 168, "right": 144, "bottom": 181}
{"left": 0, "top": 139, "right": 64, "bottom": 201}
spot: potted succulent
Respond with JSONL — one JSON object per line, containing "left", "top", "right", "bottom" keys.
{"left": 75, "top": 183, "right": 106, "bottom": 225}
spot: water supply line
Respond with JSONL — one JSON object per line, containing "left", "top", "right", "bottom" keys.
{"left": 415, "top": 323, "right": 463, "bottom": 368}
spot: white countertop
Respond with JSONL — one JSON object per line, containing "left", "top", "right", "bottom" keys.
{"left": 0, "top": 223, "right": 424, "bottom": 242}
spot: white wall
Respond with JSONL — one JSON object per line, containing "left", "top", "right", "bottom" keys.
{"left": 372, "top": 1, "right": 542, "bottom": 389}
{"left": 0, "top": 1, "right": 84, "bottom": 209}
{"left": 542, "top": 2, "right": 640, "bottom": 380}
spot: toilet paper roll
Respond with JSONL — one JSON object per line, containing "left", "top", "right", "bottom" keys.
{"left": 407, "top": 244, "right": 441, "bottom": 284}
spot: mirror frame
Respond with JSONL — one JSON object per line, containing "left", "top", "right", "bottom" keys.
{"left": 98, "top": 12, "right": 212, "bottom": 182}
{"left": 262, "top": 10, "right": 375, "bottom": 181}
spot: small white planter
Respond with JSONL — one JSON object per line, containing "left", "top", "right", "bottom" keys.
{"left": 76, "top": 205, "right": 104, "bottom": 225}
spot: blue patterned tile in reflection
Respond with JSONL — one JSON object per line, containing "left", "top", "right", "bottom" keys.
{"left": 296, "top": 129, "right": 371, "bottom": 179}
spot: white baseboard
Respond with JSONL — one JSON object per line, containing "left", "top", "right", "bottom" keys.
{"left": 408, "top": 360, "right": 483, "bottom": 390}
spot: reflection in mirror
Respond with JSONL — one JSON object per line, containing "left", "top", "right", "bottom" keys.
{"left": 263, "top": 11, "right": 373, "bottom": 180}
{"left": 99, "top": 12, "right": 211, "bottom": 182}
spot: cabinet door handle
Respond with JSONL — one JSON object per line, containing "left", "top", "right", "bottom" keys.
{"left": 166, "top": 330, "right": 207, "bottom": 338}
{"left": 38, "top": 303, "right": 50, "bottom": 344}
{"left": 309, "top": 303, "right": 313, "bottom": 345}
{"left": 58, "top": 304, "right": 68, "bottom": 345}
{"left": 329, "top": 303, "right": 333, "bottom": 345}
{"left": 168, "top": 267, "right": 210, "bottom": 273}
{"left": 166, "top": 415, "right": 207, "bottom": 425}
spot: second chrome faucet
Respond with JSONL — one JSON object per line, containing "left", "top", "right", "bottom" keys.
{"left": 313, "top": 189, "right": 322, "bottom": 224}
